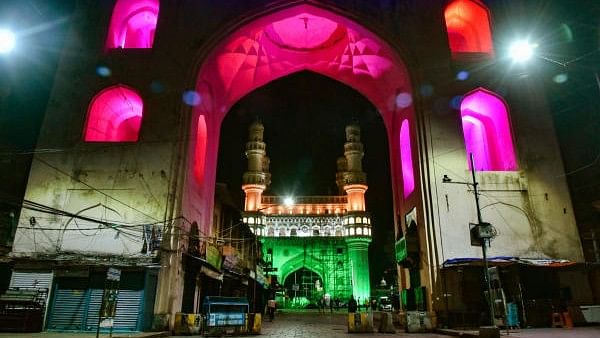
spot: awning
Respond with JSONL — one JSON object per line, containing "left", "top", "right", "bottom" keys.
{"left": 201, "top": 265, "right": 223, "bottom": 281}
{"left": 184, "top": 252, "right": 224, "bottom": 281}
{"left": 442, "top": 256, "right": 578, "bottom": 268}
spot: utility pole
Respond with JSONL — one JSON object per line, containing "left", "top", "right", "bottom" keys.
{"left": 469, "top": 154, "right": 496, "bottom": 327}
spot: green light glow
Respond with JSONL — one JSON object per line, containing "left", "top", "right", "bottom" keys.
{"left": 261, "top": 236, "right": 371, "bottom": 306}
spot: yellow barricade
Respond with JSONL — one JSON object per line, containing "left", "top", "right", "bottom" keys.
{"left": 347, "top": 312, "right": 373, "bottom": 333}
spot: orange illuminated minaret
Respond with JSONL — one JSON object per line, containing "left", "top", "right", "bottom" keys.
{"left": 337, "top": 124, "right": 368, "bottom": 212}
{"left": 242, "top": 120, "right": 271, "bottom": 211}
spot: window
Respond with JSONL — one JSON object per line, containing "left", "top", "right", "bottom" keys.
{"left": 106, "top": 0, "right": 159, "bottom": 49}
{"left": 84, "top": 85, "right": 143, "bottom": 142}
{"left": 400, "top": 119, "right": 415, "bottom": 197}
{"left": 460, "top": 88, "right": 517, "bottom": 171}
{"left": 444, "top": 0, "right": 493, "bottom": 57}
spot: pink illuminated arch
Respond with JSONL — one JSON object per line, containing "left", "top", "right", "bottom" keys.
{"left": 185, "top": 4, "right": 416, "bottom": 231}
{"left": 106, "top": 0, "right": 159, "bottom": 49}
{"left": 444, "top": 0, "right": 493, "bottom": 57}
{"left": 400, "top": 119, "right": 415, "bottom": 197}
{"left": 84, "top": 85, "right": 143, "bottom": 142}
{"left": 460, "top": 88, "right": 517, "bottom": 171}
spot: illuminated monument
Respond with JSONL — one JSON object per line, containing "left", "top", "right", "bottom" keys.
{"left": 242, "top": 121, "right": 372, "bottom": 304}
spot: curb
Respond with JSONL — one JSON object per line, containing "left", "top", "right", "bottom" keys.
{"left": 113, "top": 332, "right": 169, "bottom": 338}
{"left": 435, "top": 328, "right": 479, "bottom": 338}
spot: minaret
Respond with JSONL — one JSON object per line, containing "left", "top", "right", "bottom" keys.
{"left": 339, "top": 124, "right": 372, "bottom": 302}
{"left": 341, "top": 124, "right": 368, "bottom": 211}
{"left": 242, "top": 120, "right": 271, "bottom": 211}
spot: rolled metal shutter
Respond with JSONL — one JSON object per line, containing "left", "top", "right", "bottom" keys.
{"left": 9, "top": 271, "right": 53, "bottom": 290}
{"left": 84, "top": 289, "right": 103, "bottom": 331}
{"left": 47, "top": 288, "right": 88, "bottom": 331}
{"left": 113, "top": 289, "right": 143, "bottom": 330}
{"left": 85, "top": 289, "right": 142, "bottom": 331}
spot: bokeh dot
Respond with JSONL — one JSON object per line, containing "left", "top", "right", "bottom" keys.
{"left": 396, "top": 92, "right": 413, "bottom": 108}
{"left": 96, "top": 65, "right": 111, "bottom": 77}
{"left": 553, "top": 73, "right": 568, "bottom": 84}
{"left": 183, "top": 90, "right": 201, "bottom": 106}
{"left": 450, "top": 95, "right": 463, "bottom": 110}
{"left": 456, "top": 70, "right": 469, "bottom": 81}
{"left": 419, "top": 84, "right": 434, "bottom": 97}
{"left": 150, "top": 80, "right": 165, "bottom": 93}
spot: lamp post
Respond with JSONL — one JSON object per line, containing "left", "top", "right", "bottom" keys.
{"left": 443, "top": 153, "right": 497, "bottom": 332}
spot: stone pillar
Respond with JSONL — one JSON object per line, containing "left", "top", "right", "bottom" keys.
{"left": 346, "top": 237, "right": 371, "bottom": 302}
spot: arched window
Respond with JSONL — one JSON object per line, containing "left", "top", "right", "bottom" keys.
{"left": 106, "top": 0, "right": 159, "bottom": 49}
{"left": 195, "top": 115, "right": 207, "bottom": 183}
{"left": 400, "top": 119, "right": 415, "bottom": 198}
{"left": 444, "top": 0, "right": 493, "bottom": 57}
{"left": 460, "top": 88, "right": 517, "bottom": 171}
{"left": 84, "top": 85, "right": 143, "bottom": 142}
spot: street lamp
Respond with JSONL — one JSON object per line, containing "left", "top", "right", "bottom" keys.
{"left": 0, "top": 29, "right": 16, "bottom": 54}
{"left": 443, "top": 153, "right": 498, "bottom": 335}
{"left": 508, "top": 40, "right": 536, "bottom": 63}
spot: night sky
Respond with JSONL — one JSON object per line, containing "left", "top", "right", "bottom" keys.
{"left": 216, "top": 71, "right": 396, "bottom": 286}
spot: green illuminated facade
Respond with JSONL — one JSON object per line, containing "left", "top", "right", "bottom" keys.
{"left": 242, "top": 122, "right": 372, "bottom": 306}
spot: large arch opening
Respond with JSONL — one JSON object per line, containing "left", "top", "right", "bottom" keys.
{"left": 283, "top": 267, "right": 323, "bottom": 307}
{"left": 184, "top": 4, "right": 419, "bottom": 243}
{"left": 217, "top": 71, "right": 393, "bottom": 288}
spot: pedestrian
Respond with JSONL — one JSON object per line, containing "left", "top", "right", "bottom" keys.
{"left": 348, "top": 295, "right": 358, "bottom": 313}
{"left": 267, "top": 297, "right": 276, "bottom": 322}
{"left": 357, "top": 297, "right": 361, "bottom": 312}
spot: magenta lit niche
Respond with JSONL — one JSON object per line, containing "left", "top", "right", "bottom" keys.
{"left": 400, "top": 119, "right": 415, "bottom": 198}
{"left": 106, "top": 0, "right": 159, "bottom": 49}
{"left": 84, "top": 85, "right": 143, "bottom": 142}
{"left": 444, "top": 0, "right": 494, "bottom": 57}
{"left": 460, "top": 88, "right": 517, "bottom": 171}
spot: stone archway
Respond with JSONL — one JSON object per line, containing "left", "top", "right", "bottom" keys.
{"left": 182, "top": 3, "right": 421, "bottom": 238}
{"left": 166, "top": 1, "right": 433, "bottom": 318}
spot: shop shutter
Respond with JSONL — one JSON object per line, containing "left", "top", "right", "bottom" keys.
{"left": 84, "top": 289, "right": 103, "bottom": 331}
{"left": 9, "top": 271, "right": 53, "bottom": 290}
{"left": 113, "top": 289, "right": 143, "bottom": 330}
{"left": 85, "top": 289, "right": 142, "bottom": 331}
{"left": 47, "top": 288, "right": 88, "bottom": 331}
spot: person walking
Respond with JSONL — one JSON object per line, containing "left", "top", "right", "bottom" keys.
{"left": 348, "top": 295, "right": 358, "bottom": 313}
{"left": 267, "top": 297, "right": 276, "bottom": 322}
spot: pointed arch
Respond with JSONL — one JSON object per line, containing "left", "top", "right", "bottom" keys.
{"left": 185, "top": 4, "right": 417, "bottom": 231}
{"left": 460, "top": 88, "right": 517, "bottom": 171}
{"left": 444, "top": 0, "right": 494, "bottom": 57}
{"left": 106, "top": 0, "right": 159, "bottom": 49}
{"left": 84, "top": 85, "right": 143, "bottom": 142}
{"left": 400, "top": 119, "right": 415, "bottom": 198}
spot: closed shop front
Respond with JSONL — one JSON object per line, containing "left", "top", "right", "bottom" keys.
{"left": 47, "top": 270, "right": 147, "bottom": 332}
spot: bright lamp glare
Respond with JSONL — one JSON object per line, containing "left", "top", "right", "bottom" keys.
{"left": 283, "top": 197, "right": 294, "bottom": 207}
{"left": 509, "top": 40, "right": 535, "bottom": 62}
{"left": 0, "top": 29, "right": 16, "bottom": 54}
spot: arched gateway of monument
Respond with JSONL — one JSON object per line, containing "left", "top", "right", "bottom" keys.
{"left": 183, "top": 4, "right": 420, "bottom": 232}
{"left": 157, "top": 2, "right": 429, "bottom": 317}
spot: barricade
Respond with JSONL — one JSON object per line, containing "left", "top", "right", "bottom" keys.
{"left": 347, "top": 312, "right": 373, "bottom": 333}
{"left": 246, "top": 313, "right": 261, "bottom": 334}
{"left": 173, "top": 313, "right": 203, "bottom": 335}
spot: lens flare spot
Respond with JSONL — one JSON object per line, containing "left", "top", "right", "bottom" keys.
{"left": 150, "top": 80, "right": 165, "bottom": 93}
{"left": 450, "top": 95, "right": 463, "bottom": 110}
{"left": 456, "top": 70, "right": 469, "bottom": 81}
{"left": 419, "top": 84, "right": 434, "bottom": 97}
{"left": 395, "top": 92, "right": 413, "bottom": 108}
{"left": 96, "top": 65, "right": 112, "bottom": 77}
{"left": 183, "top": 90, "right": 201, "bottom": 106}
{"left": 553, "top": 73, "right": 568, "bottom": 84}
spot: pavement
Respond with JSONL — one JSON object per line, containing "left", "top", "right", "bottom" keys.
{"left": 0, "top": 310, "right": 598, "bottom": 338}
